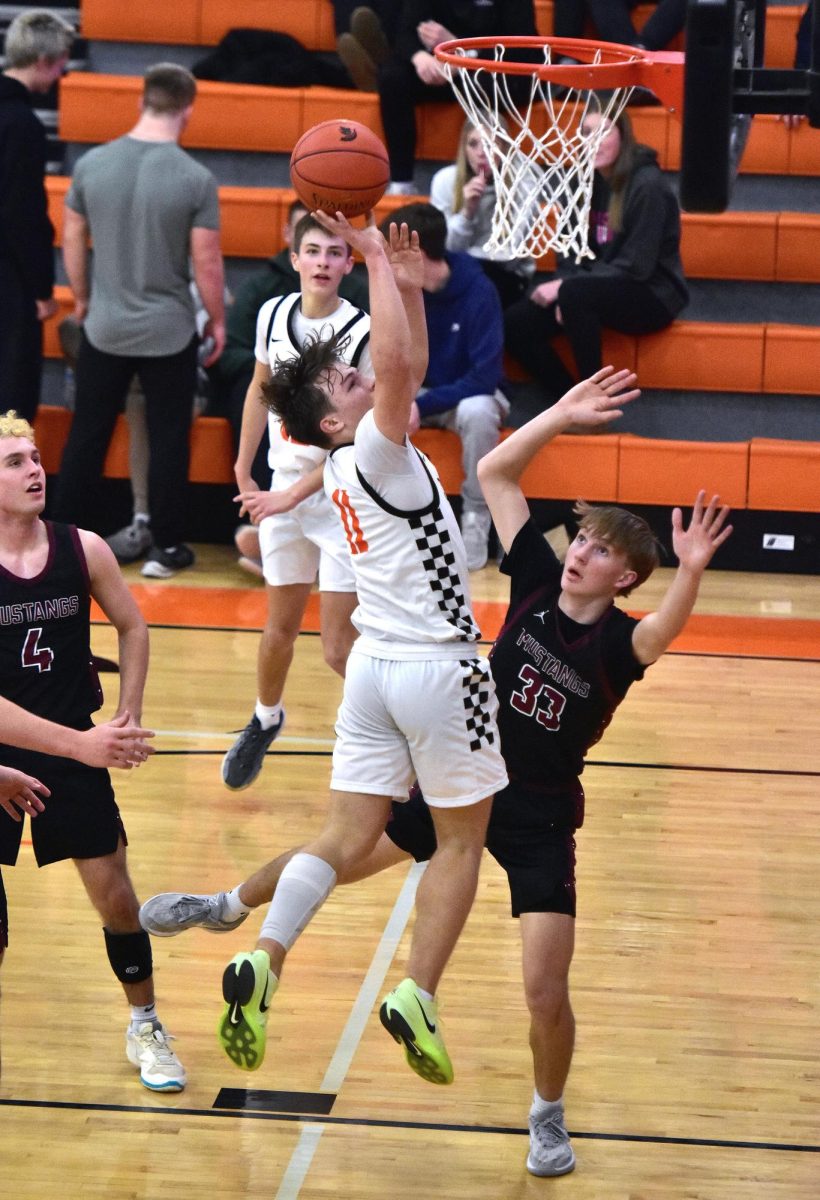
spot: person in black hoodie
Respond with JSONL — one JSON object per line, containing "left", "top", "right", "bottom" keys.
{"left": 504, "top": 109, "right": 689, "bottom": 404}
{"left": 0, "top": 11, "right": 74, "bottom": 420}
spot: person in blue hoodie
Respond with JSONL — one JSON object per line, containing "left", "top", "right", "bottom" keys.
{"left": 504, "top": 109, "right": 689, "bottom": 406}
{"left": 381, "top": 202, "right": 507, "bottom": 572}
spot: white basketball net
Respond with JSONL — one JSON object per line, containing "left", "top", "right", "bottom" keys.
{"left": 442, "top": 44, "right": 639, "bottom": 263}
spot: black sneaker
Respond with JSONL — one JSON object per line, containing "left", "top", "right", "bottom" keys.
{"left": 141, "top": 544, "right": 195, "bottom": 579}
{"left": 221, "top": 712, "right": 285, "bottom": 790}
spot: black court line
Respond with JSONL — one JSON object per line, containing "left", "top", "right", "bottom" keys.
{"left": 90, "top": 621, "right": 820, "bottom": 665}
{"left": 151, "top": 747, "right": 820, "bottom": 779}
{"left": 0, "top": 1096, "right": 816, "bottom": 1154}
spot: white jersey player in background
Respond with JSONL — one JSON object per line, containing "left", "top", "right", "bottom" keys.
{"left": 222, "top": 214, "right": 372, "bottom": 791}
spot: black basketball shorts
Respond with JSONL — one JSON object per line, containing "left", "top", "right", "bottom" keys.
{"left": 387, "top": 781, "right": 577, "bottom": 918}
{"left": 0, "top": 753, "right": 126, "bottom": 869}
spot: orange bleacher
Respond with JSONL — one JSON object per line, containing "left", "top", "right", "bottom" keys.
{"left": 31, "top": 407, "right": 820, "bottom": 516}
{"left": 80, "top": 0, "right": 805, "bottom": 70}
{"left": 58, "top": 71, "right": 820, "bottom": 177}
{"left": 43, "top": 178, "right": 820, "bottom": 285}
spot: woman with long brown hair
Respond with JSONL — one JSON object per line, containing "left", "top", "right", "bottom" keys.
{"left": 504, "top": 109, "right": 688, "bottom": 404}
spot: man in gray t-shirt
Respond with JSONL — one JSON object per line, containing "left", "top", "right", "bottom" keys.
{"left": 53, "top": 63, "right": 225, "bottom": 578}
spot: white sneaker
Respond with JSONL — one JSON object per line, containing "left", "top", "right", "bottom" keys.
{"left": 461, "top": 508, "right": 491, "bottom": 571}
{"left": 126, "top": 1022, "right": 187, "bottom": 1092}
{"left": 526, "top": 1105, "right": 576, "bottom": 1176}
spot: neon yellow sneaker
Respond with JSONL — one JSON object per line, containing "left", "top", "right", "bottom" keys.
{"left": 218, "top": 950, "right": 277, "bottom": 1071}
{"left": 379, "top": 977, "right": 454, "bottom": 1085}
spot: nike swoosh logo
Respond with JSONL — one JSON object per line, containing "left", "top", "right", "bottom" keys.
{"left": 260, "top": 991, "right": 271, "bottom": 1014}
{"left": 414, "top": 996, "right": 436, "bottom": 1034}
{"left": 228, "top": 1001, "right": 242, "bottom": 1026}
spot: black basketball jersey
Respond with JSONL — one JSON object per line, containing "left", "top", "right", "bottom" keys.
{"left": 491, "top": 519, "right": 646, "bottom": 803}
{"left": 0, "top": 522, "right": 102, "bottom": 738}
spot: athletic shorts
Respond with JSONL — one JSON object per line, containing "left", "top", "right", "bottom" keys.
{"left": 259, "top": 490, "right": 356, "bottom": 591}
{"left": 0, "top": 753, "right": 126, "bottom": 868}
{"left": 386, "top": 781, "right": 578, "bottom": 917}
{"left": 331, "top": 649, "right": 509, "bottom": 807}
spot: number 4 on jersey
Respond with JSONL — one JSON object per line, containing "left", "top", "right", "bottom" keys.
{"left": 22, "top": 627, "right": 54, "bottom": 673}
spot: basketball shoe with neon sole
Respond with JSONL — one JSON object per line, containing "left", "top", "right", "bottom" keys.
{"left": 218, "top": 950, "right": 277, "bottom": 1071}
{"left": 379, "top": 977, "right": 453, "bottom": 1085}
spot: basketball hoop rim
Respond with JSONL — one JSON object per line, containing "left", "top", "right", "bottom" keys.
{"left": 434, "top": 36, "right": 685, "bottom": 114}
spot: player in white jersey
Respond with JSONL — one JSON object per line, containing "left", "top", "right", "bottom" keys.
{"left": 222, "top": 214, "right": 372, "bottom": 791}
{"left": 142, "top": 216, "right": 507, "bottom": 1085}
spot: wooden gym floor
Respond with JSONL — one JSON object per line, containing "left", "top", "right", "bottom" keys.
{"left": 1, "top": 545, "right": 818, "bottom": 1199}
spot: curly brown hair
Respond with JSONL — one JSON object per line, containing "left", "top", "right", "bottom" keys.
{"left": 261, "top": 330, "right": 351, "bottom": 450}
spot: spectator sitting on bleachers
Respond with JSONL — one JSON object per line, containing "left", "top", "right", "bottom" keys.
{"left": 429, "top": 117, "right": 535, "bottom": 309}
{"left": 335, "top": 5, "right": 401, "bottom": 90}
{"left": 583, "top": 0, "right": 686, "bottom": 51}
{"left": 210, "top": 199, "right": 369, "bottom": 489}
{"left": 504, "top": 110, "right": 688, "bottom": 408}
{"left": 383, "top": 202, "right": 507, "bottom": 572}
{"left": 371, "top": 0, "right": 538, "bottom": 193}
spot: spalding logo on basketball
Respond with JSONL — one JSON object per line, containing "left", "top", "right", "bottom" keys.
{"left": 290, "top": 119, "right": 390, "bottom": 218}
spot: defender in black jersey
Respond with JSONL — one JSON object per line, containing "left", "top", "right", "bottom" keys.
{"left": 385, "top": 369, "right": 732, "bottom": 1175}
{"left": 0, "top": 412, "right": 184, "bottom": 1092}
{"left": 140, "top": 367, "right": 732, "bottom": 1171}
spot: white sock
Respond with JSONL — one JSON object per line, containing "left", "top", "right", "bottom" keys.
{"left": 417, "top": 986, "right": 434, "bottom": 1002}
{"left": 259, "top": 853, "right": 336, "bottom": 950}
{"left": 130, "top": 1002, "right": 158, "bottom": 1030}
{"left": 255, "top": 700, "right": 283, "bottom": 730}
{"left": 224, "top": 885, "right": 252, "bottom": 919}
{"left": 531, "top": 1090, "right": 564, "bottom": 1118}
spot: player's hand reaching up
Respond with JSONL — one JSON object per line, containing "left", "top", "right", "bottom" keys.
{"left": 312, "top": 210, "right": 386, "bottom": 260}
{"left": 556, "top": 366, "right": 640, "bottom": 428}
{"left": 0, "top": 766, "right": 49, "bottom": 821}
{"left": 385, "top": 222, "right": 423, "bottom": 292}
{"left": 672, "top": 492, "right": 733, "bottom": 575}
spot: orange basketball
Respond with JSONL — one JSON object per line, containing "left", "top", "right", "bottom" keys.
{"left": 290, "top": 119, "right": 390, "bottom": 218}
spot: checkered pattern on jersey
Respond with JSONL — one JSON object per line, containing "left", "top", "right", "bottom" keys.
{"left": 460, "top": 659, "right": 497, "bottom": 751}
{"left": 409, "top": 506, "right": 478, "bottom": 641}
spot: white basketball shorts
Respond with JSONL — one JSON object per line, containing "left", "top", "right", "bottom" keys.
{"left": 259, "top": 490, "right": 355, "bottom": 591}
{"left": 331, "top": 648, "right": 509, "bottom": 807}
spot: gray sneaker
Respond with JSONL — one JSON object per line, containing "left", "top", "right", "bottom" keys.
{"left": 221, "top": 711, "right": 285, "bottom": 790}
{"left": 526, "top": 1106, "right": 576, "bottom": 1177}
{"left": 106, "top": 517, "right": 152, "bottom": 564}
{"left": 139, "top": 891, "right": 249, "bottom": 937}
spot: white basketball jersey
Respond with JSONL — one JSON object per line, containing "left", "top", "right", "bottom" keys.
{"left": 254, "top": 293, "right": 371, "bottom": 489}
{"left": 324, "top": 411, "right": 480, "bottom": 657}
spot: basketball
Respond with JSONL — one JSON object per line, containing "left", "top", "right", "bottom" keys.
{"left": 289, "top": 120, "right": 390, "bottom": 218}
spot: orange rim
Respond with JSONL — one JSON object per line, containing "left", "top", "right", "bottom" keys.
{"left": 434, "top": 36, "right": 685, "bottom": 114}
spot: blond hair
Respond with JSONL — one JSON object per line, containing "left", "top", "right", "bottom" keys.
{"left": 573, "top": 499, "right": 661, "bottom": 596}
{"left": 4, "top": 10, "right": 74, "bottom": 67}
{"left": 0, "top": 411, "right": 36, "bottom": 442}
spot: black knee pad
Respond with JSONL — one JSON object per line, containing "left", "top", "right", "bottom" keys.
{"left": 104, "top": 926, "right": 153, "bottom": 983}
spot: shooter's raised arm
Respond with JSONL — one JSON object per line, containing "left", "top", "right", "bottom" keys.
{"left": 312, "top": 212, "right": 422, "bottom": 443}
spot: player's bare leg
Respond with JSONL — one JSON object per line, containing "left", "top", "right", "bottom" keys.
{"left": 318, "top": 590, "right": 357, "bottom": 678}
{"left": 380, "top": 796, "right": 491, "bottom": 1085}
{"left": 520, "top": 910, "right": 576, "bottom": 1176}
{"left": 75, "top": 840, "right": 185, "bottom": 1090}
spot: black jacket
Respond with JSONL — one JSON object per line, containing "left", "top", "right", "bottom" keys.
{"left": 0, "top": 74, "right": 54, "bottom": 299}
{"left": 560, "top": 145, "right": 689, "bottom": 316}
